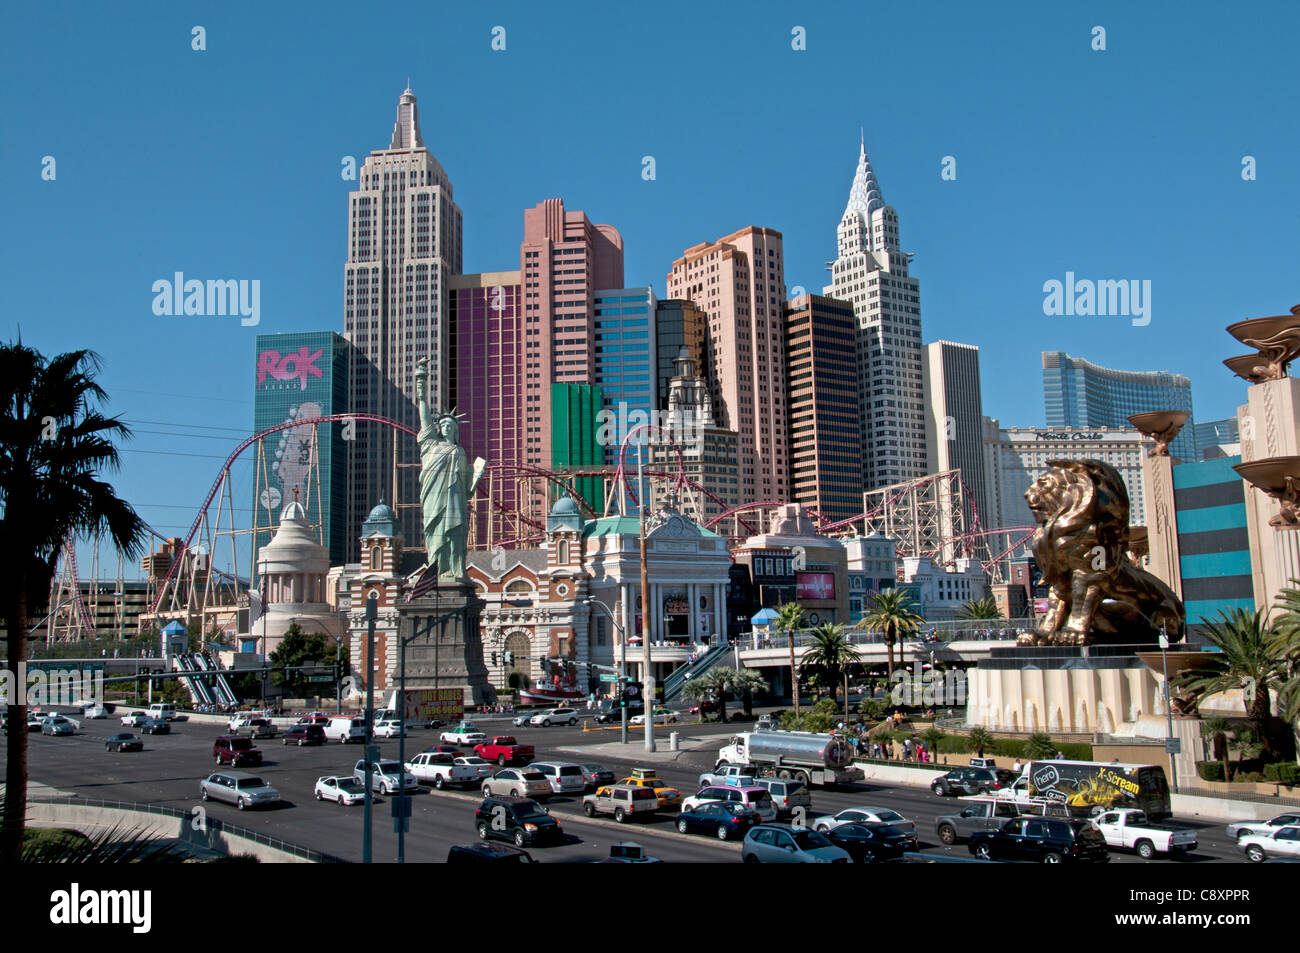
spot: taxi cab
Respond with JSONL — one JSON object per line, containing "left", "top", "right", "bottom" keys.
{"left": 616, "top": 768, "right": 682, "bottom": 810}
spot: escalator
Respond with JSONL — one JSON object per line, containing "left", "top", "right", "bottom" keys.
{"left": 662, "top": 642, "right": 733, "bottom": 703}
{"left": 172, "top": 654, "right": 213, "bottom": 706}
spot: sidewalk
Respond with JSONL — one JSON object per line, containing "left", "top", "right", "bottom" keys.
{"left": 559, "top": 735, "right": 721, "bottom": 763}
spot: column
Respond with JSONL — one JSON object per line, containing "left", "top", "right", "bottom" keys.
{"left": 1243, "top": 377, "right": 1300, "bottom": 610}
{"left": 1140, "top": 453, "right": 1181, "bottom": 598}
{"left": 687, "top": 582, "right": 699, "bottom": 644}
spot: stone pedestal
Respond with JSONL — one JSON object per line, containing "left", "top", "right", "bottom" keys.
{"left": 1239, "top": 378, "right": 1300, "bottom": 610}
{"left": 1139, "top": 453, "right": 1182, "bottom": 599}
{"left": 397, "top": 582, "right": 495, "bottom": 706}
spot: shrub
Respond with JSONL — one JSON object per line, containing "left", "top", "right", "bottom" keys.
{"left": 1196, "top": 761, "right": 1226, "bottom": 782}
{"left": 1024, "top": 732, "right": 1057, "bottom": 760}
{"left": 1243, "top": 771, "right": 1267, "bottom": 783}
{"left": 1264, "top": 762, "right": 1300, "bottom": 786}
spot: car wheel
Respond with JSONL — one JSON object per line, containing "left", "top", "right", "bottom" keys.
{"left": 1135, "top": 840, "right": 1156, "bottom": 860}
{"left": 743, "top": 853, "right": 760, "bottom": 863}
{"left": 215, "top": 755, "right": 222, "bottom": 765}
{"left": 315, "top": 790, "right": 323, "bottom": 800}
{"left": 974, "top": 844, "right": 991, "bottom": 860}
{"left": 237, "top": 798, "right": 247, "bottom": 811}
{"left": 934, "top": 782, "right": 948, "bottom": 797}
{"left": 477, "top": 822, "right": 489, "bottom": 840}
{"left": 201, "top": 789, "right": 210, "bottom": 801}
{"left": 716, "top": 826, "right": 730, "bottom": 841}
{"left": 584, "top": 802, "right": 597, "bottom": 817}
{"left": 482, "top": 784, "right": 493, "bottom": 797}
{"left": 1041, "top": 852, "right": 1062, "bottom": 864}
{"left": 677, "top": 818, "right": 689, "bottom": 833}
{"left": 434, "top": 776, "right": 445, "bottom": 790}
{"left": 777, "top": 769, "right": 791, "bottom": 780}
{"left": 514, "top": 830, "right": 527, "bottom": 847}
{"left": 938, "top": 824, "right": 957, "bottom": 845}
{"left": 816, "top": 824, "right": 829, "bottom": 833}
{"left": 614, "top": 808, "right": 627, "bottom": 823}
{"left": 568, "top": 718, "right": 577, "bottom": 726}
{"left": 282, "top": 739, "right": 288, "bottom": 745}
{"left": 1245, "top": 844, "right": 1265, "bottom": 863}
{"left": 498, "top": 755, "right": 507, "bottom": 766}
{"left": 298, "top": 739, "right": 305, "bottom": 747}
{"left": 542, "top": 720, "right": 551, "bottom": 727}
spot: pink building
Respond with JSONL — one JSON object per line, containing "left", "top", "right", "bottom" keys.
{"left": 666, "top": 227, "right": 788, "bottom": 504}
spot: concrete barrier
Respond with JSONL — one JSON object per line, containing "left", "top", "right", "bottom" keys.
{"left": 854, "top": 761, "right": 948, "bottom": 787}
{"left": 1171, "top": 792, "right": 1297, "bottom": 823}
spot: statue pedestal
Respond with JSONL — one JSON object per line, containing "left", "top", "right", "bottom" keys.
{"left": 397, "top": 581, "right": 495, "bottom": 707}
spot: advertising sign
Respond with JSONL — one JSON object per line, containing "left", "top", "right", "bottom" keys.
{"left": 796, "top": 571, "right": 835, "bottom": 601}
{"left": 401, "top": 688, "right": 463, "bottom": 722}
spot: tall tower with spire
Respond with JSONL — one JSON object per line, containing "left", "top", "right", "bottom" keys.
{"left": 344, "top": 87, "right": 464, "bottom": 562}
{"left": 824, "top": 139, "right": 927, "bottom": 491}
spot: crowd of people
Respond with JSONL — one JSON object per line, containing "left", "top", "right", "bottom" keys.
{"left": 477, "top": 703, "right": 516, "bottom": 714}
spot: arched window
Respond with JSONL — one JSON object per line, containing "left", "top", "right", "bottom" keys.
{"left": 557, "top": 539, "right": 570, "bottom": 565}
{"left": 369, "top": 546, "right": 381, "bottom": 571}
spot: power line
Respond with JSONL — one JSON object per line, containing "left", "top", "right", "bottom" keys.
{"left": 128, "top": 419, "right": 252, "bottom": 434}
{"left": 119, "top": 448, "right": 253, "bottom": 461}
{"left": 114, "top": 387, "right": 252, "bottom": 405}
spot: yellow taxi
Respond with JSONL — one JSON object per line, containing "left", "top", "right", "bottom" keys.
{"left": 616, "top": 768, "right": 682, "bottom": 809}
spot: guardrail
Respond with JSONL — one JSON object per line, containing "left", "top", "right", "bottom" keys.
{"left": 27, "top": 795, "right": 348, "bottom": 863}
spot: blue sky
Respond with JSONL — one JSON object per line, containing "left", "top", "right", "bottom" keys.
{"left": 4, "top": 1, "right": 1298, "bottom": 569}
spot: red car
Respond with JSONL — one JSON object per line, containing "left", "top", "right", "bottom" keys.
{"left": 474, "top": 736, "right": 536, "bottom": 767}
{"left": 426, "top": 744, "right": 464, "bottom": 758}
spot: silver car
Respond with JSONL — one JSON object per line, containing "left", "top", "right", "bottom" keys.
{"left": 200, "top": 771, "right": 281, "bottom": 810}
{"left": 530, "top": 761, "right": 588, "bottom": 795}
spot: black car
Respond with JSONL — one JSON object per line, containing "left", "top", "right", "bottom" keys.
{"left": 475, "top": 795, "right": 564, "bottom": 847}
{"left": 446, "top": 843, "right": 533, "bottom": 864}
{"left": 674, "top": 802, "right": 760, "bottom": 841}
{"left": 968, "top": 817, "right": 1109, "bottom": 863}
{"left": 595, "top": 701, "right": 644, "bottom": 723}
{"left": 281, "top": 724, "right": 326, "bottom": 746}
{"left": 826, "top": 822, "right": 914, "bottom": 863}
{"left": 424, "top": 718, "right": 447, "bottom": 730}
{"left": 140, "top": 718, "right": 171, "bottom": 735}
{"left": 106, "top": 733, "right": 144, "bottom": 752}
{"left": 930, "top": 766, "right": 1015, "bottom": 797}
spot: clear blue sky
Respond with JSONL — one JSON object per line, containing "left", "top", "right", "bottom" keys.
{"left": 4, "top": 1, "right": 1297, "bottom": 571}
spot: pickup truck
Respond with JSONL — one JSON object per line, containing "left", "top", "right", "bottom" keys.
{"left": 935, "top": 798, "right": 1026, "bottom": 845}
{"left": 1091, "top": 808, "right": 1197, "bottom": 859}
{"left": 698, "top": 763, "right": 757, "bottom": 789}
{"left": 405, "top": 752, "right": 493, "bottom": 789}
{"left": 474, "top": 736, "right": 535, "bottom": 766}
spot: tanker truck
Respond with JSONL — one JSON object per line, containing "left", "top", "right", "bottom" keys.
{"left": 713, "top": 731, "right": 864, "bottom": 788}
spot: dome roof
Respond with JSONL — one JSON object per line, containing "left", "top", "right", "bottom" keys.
{"left": 549, "top": 496, "right": 580, "bottom": 516}
{"left": 281, "top": 500, "right": 308, "bottom": 522}
{"left": 366, "top": 500, "right": 396, "bottom": 523}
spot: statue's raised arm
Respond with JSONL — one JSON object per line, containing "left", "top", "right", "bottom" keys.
{"left": 415, "top": 358, "right": 436, "bottom": 435}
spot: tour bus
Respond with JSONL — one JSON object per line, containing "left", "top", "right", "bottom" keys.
{"left": 995, "top": 761, "right": 1173, "bottom": 820}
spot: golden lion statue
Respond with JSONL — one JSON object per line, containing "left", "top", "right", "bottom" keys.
{"left": 1020, "top": 459, "right": 1185, "bottom": 646}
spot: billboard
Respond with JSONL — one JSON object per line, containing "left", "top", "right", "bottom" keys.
{"left": 399, "top": 688, "right": 464, "bottom": 722}
{"left": 796, "top": 571, "right": 835, "bottom": 601}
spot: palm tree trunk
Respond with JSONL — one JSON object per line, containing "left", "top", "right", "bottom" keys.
{"left": 844, "top": 670, "right": 850, "bottom": 725}
{"left": 886, "top": 627, "right": 895, "bottom": 687}
{"left": 788, "top": 629, "right": 799, "bottom": 717}
{"left": 2, "top": 582, "right": 29, "bottom": 863}
{"left": 1249, "top": 686, "right": 1274, "bottom": 760}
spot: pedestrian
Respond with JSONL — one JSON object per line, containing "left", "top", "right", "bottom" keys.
{"left": 1013, "top": 758, "right": 1023, "bottom": 773}
{"left": 1055, "top": 750, "right": 1065, "bottom": 760}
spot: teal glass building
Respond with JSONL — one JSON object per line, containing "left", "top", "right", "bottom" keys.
{"left": 1172, "top": 455, "right": 1253, "bottom": 625}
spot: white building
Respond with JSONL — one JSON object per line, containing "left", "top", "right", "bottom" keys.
{"left": 901, "top": 555, "right": 987, "bottom": 622}
{"left": 252, "top": 500, "right": 339, "bottom": 656}
{"left": 843, "top": 533, "right": 898, "bottom": 624}
{"left": 824, "top": 138, "right": 927, "bottom": 490}
{"left": 982, "top": 419, "right": 1147, "bottom": 530}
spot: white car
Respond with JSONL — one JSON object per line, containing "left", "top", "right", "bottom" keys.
{"left": 353, "top": 759, "right": 418, "bottom": 795}
{"left": 628, "top": 707, "right": 678, "bottom": 726}
{"left": 440, "top": 723, "right": 487, "bottom": 745}
{"left": 529, "top": 708, "right": 580, "bottom": 727}
{"left": 314, "top": 775, "right": 367, "bottom": 806}
{"left": 1226, "top": 812, "right": 1300, "bottom": 840}
{"left": 120, "top": 711, "right": 149, "bottom": 727}
{"left": 82, "top": 705, "right": 109, "bottom": 719}
{"left": 374, "top": 719, "right": 407, "bottom": 739}
{"left": 812, "top": 806, "right": 916, "bottom": 839}
{"left": 1240, "top": 825, "right": 1300, "bottom": 863}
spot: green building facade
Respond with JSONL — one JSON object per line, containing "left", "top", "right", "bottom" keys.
{"left": 551, "top": 382, "right": 604, "bottom": 515}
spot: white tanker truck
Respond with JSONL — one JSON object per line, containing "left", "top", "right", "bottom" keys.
{"left": 714, "top": 730, "right": 864, "bottom": 788}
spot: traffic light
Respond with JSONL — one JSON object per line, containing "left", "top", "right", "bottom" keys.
{"left": 491, "top": 652, "right": 498, "bottom": 665}
{"left": 504, "top": 651, "right": 514, "bottom": 664}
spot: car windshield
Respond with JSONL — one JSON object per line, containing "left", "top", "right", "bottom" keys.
{"left": 336, "top": 779, "right": 364, "bottom": 792}
{"left": 791, "top": 830, "right": 832, "bottom": 849}
{"left": 377, "top": 762, "right": 402, "bottom": 775}
{"left": 235, "top": 778, "right": 268, "bottom": 788}
{"left": 229, "top": 738, "right": 253, "bottom": 750}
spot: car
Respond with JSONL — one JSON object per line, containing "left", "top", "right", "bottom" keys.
{"left": 741, "top": 824, "right": 852, "bottom": 863}
{"left": 512, "top": 714, "right": 532, "bottom": 728}
{"left": 825, "top": 822, "right": 914, "bottom": 863}
{"left": 675, "top": 802, "right": 761, "bottom": 840}
{"left": 406, "top": 752, "right": 495, "bottom": 788}
{"left": 41, "top": 716, "right": 77, "bottom": 736}
{"left": 140, "top": 717, "right": 171, "bottom": 735}
{"left": 473, "top": 736, "right": 535, "bottom": 766}
{"left": 281, "top": 724, "right": 326, "bottom": 746}
{"left": 628, "top": 707, "right": 678, "bottom": 726}
{"left": 689, "top": 699, "right": 721, "bottom": 716}
{"left": 1240, "top": 825, "right": 1300, "bottom": 863}
{"left": 813, "top": 807, "right": 917, "bottom": 847}
{"left": 82, "top": 704, "right": 110, "bottom": 719}
{"left": 314, "top": 775, "right": 367, "bottom": 805}
{"left": 579, "top": 763, "right": 616, "bottom": 791}
{"left": 528, "top": 707, "right": 580, "bottom": 727}
{"left": 968, "top": 817, "right": 1109, "bottom": 863}
{"left": 1226, "top": 813, "right": 1300, "bottom": 840}
{"left": 120, "top": 711, "right": 149, "bottom": 727}
{"left": 582, "top": 784, "right": 660, "bottom": 822}
{"left": 213, "top": 735, "right": 263, "bottom": 767}
{"left": 935, "top": 798, "right": 1025, "bottom": 845}
{"left": 595, "top": 700, "right": 643, "bottom": 723}
{"left": 297, "top": 714, "right": 331, "bottom": 727}
{"left": 423, "top": 718, "right": 447, "bottom": 730}
{"left": 26, "top": 712, "right": 47, "bottom": 730}
{"left": 441, "top": 722, "right": 488, "bottom": 746}
{"left": 930, "top": 765, "right": 1017, "bottom": 797}
{"left": 105, "top": 732, "right": 143, "bottom": 752}
{"left": 228, "top": 714, "right": 261, "bottom": 732}
{"left": 753, "top": 778, "right": 812, "bottom": 817}
{"left": 482, "top": 767, "right": 554, "bottom": 800}
{"left": 447, "top": 843, "right": 535, "bottom": 864}
{"left": 530, "top": 761, "right": 588, "bottom": 795}
{"left": 353, "top": 759, "right": 419, "bottom": 795}
{"left": 200, "top": 771, "right": 282, "bottom": 810}
{"left": 475, "top": 795, "right": 563, "bottom": 847}
{"left": 242, "top": 717, "right": 278, "bottom": 739}
{"left": 682, "top": 785, "right": 775, "bottom": 821}
{"left": 425, "top": 744, "right": 465, "bottom": 758}
{"left": 615, "top": 769, "right": 683, "bottom": 810}
{"left": 374, "top": 718, "right": 407, "bottom": 739}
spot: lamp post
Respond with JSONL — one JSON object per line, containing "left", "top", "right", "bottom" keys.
{"left": 1158, "top": 625, "right": 1180, "bottom": 794}
{"left": 362, "top": 592, "right": 377, "bottom": 865}
{"left": 585, "top": 597, "right": 628, "bottom": 745}
{"left": 637, "top": 442, "right": 655, "bottom": 753}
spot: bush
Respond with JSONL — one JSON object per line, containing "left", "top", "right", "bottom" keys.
{"left": 933, "top": 734, "right": 1092, "bottom": 761}
{"left": 1196, "top": 761, "right": 1226, "bottom": 782}
{"left": 1243, "top": 771, "right": 1267, "bottom": 783}
{"left": 1024, "top": 732, "right": 1057, "bottom": 761}
{"left": 1264, "top": 762, "right": 1300, "bottom": 786}
{"left": 857, "top": 698, "right": 887, "bottom": 720}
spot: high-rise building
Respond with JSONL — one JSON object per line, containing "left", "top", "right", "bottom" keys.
{"left": 1193, "top": 417, "right": 1241, "bottom": 460}
{"left": 253, "top": 331, "right": 351, "bottom": 572}
{"left": 1171, "top": 456, "right": 1253, "bottom": 624}
{"left": 923, "top": 341, "right": 991, "bottom": 532}
{"left": 1042, "top": 351, "right": 1196, "bottom": 461}
{"left": 343, "top": 88, "right": 463, "bottom": 562}
{"left": 449, "top": 271, "right": 524, "bottom": 549}
{"left": 551, "top": 383, "right": 605, "bottom": 517}
{"left": 666, "top": 226, "right": 789, "bottom": 503}
{"left": 784, "top": 294, "right": 862, "bottom": 524}
{"left": 593, "top": 287, "right": 657, "bottom": 463}
{"left": 824, "top": 139, "right": 927, "bottom": 490}
{"left": 654, "top": 299, "right": 707, "bottom": 412}
{"left": 982, "top": 419, "right": 1146, "bottom": 530}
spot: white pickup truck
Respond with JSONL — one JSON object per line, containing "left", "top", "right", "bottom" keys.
{"left": 405, "top": 752, "right": 493, "bottom": 789}
{"left": 697, "top": 763, "right": 757, "bottom": 789}
{"left": 1092, "top": 808, "right": 1197, "bottom": 859}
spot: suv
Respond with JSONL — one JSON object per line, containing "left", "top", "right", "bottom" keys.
{"left": 447, "top": 843, "right": 534, "bottom": 864}
{"left": 583, "top": 784, "right": 660, "bottom": 822}
{"left": 968, "top": 817, "right": 1109, "bottom": 863}
{"left": 931, "top": 766, "right": 1016, "bottom": 797}
{"left": 754, "top": 778, "right": 812, "bottom": 817}
{"left": 281, "top": 724, "right": 326, "bottom": 746}
{"left": 529, "top": 707, "right": 580, "bottom": 727}
{"left": 935, "top": 798, "right": 1024, "bottom": 845}
{"left": 475, "top": 795, "right": 563, "bottom": 847}
{"left": 213, "top": 735, "right": 263, "bottom": 767}
{"left": 530, "top": 761, "right": 588, "bottom": 795}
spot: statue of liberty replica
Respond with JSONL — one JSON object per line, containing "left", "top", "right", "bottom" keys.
{"left": 414, "top": 358, "right": 485, "bottom": 581}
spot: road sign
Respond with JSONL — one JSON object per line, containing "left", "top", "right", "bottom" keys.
{"left": 599, "top": 674, "right": 620, "bottom": 682}
{"left": 1165, "top": 738, "right": 1182, "bottom": 754}
{"left": 307, "top": 675, "right": 333, "bottom": 683}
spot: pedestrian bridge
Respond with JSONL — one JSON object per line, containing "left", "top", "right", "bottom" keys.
{"left": 736, "top": 620, "right": 1033, "bottom": 670}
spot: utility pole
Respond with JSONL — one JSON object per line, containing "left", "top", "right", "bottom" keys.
{"left": 362, "top": 592, "right": 377, "bottom": 864}
{"left": 586, "top": 597, "right": 628, "bottom": 744}
{"left": 638, "top": 444, "right": 655, "bottom": 752}
{"left": 1159, "top": 625, "right": 1180, "bottom": 794}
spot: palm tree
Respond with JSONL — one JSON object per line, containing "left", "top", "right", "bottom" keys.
{"left": 801, "top": 622, "right": 859, "bottom": 722}
{"left": 1175, "top": 608, "right": 1287, "bottom": 761}
{"left": 956, "top": 596, "right": 1001, "bottom": 620}
{"left": 774, "top": 602, "right": 805, "bottom": 716}
{"left": 1268, "top": 582, "right": 1300, "bottom": 727}
{"left": 681, "top": 667, "right": 767, "bottom": 723}
{"left": 856, "top": 589, "right": 924, "bottom": 686}
{"left": 0, "top": 342, "right": 147, "bottom": 864}
{"left": 967, "top": 726, "right": 996, "bottom": 758}
{"left": 1200, "top": 716, "right": 1233, "bottom": 782}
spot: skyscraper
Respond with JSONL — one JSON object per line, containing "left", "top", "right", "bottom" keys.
{"left": 923, "top": 341, "right": 990, "bottom": 532}
{"left": 666, "top": 226, "right": 789, "bottom": 503}
{"left": 824, "top": 139, "right": 927, "bottom": 490}
{"left": 1193, "top": 416, "right": 1241, "bottom": 460}
{"left": 654, "top": 299, "right": 707, "bottom": 412}
{"left": 784, "top": 294, "right": 863, "bottom": 524}
{"left": 593, "top": 286, "right": 658, "bottom": 463}
{"left": 1042, "top": 351, "right": 1197, "bottom": 461}
{"left": 343, "top": 87, "right": 463, "bottom": 562}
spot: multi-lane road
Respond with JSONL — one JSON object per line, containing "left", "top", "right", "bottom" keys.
{"left": 4, "top": 712, "right": 1255, "bottom": 863}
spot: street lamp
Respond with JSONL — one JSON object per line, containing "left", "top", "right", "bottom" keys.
{"left": 585, "top": 597, "right": 628, "bottom": 745}
{"left": 1128, "top": 606, "right": 1181, "bottom": 795}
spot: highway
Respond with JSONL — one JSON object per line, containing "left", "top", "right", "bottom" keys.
{"left": 4, "top": 713, "right": 1254, "bottom": 864}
